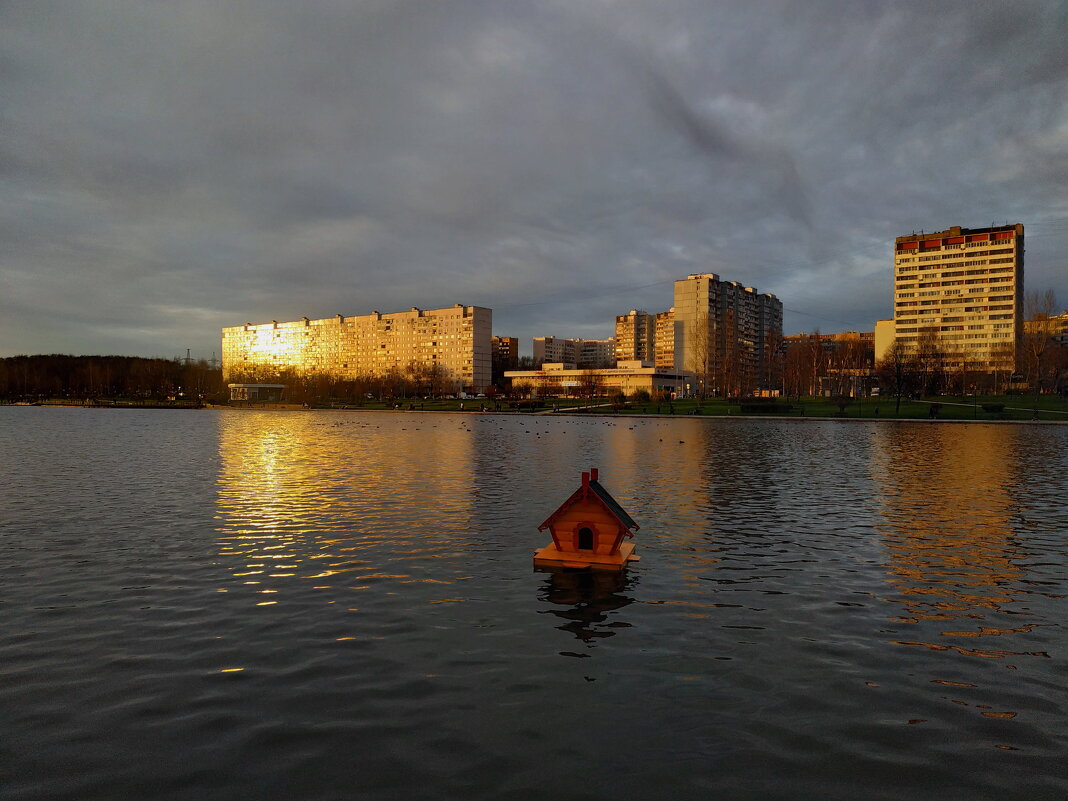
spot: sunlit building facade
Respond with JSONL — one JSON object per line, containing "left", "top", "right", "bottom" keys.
{"left": 578, "top": 338, "right": 616, "bottom": 368}
{"left": 615, "top": 310, "right": 656, "bottom": 364}
{"left": 533, "top": 336, "right": 615, "bottom": 368}
{"left": 615, "top": 308, "right": 680, "bottom": 370}
{"left": 892, "top": 224, "right": 1023, "bottom": 372}
{"left": 506, "top": 361, "right": 690, "bottom": 398}
{"left": 222, "top": 305, "right": 492, "bottom": 392}
{"left": 673, "top": 273, "right": 783, "bottom": 394}
{"left": 654, "top": 309, "right": 678, "bottom": 370}
{"left": 1023, "top": 310, "right": 1068, "bottom": 345}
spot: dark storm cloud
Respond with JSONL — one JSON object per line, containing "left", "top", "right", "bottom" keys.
{"left": 1, "top": 0, "right": 1065, "bottom": 358}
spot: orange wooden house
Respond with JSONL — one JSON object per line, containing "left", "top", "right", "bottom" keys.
{"left": 534, "top": 468, "right": 640, "bottom": 570}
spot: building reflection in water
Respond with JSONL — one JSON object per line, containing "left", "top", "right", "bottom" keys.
{"left": 603, "top": 420, "right": 720, "bottom": 584}
{"left": 537, "top": 567, "right": 636, "bottom": 645}
{"left": 215, "top": 412, "right": 475, "bottom": 599}
{"left": 872, "top": 424, "right": 1042, "bottom": 660}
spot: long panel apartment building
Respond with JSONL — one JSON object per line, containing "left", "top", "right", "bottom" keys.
{"left": 891, "top": 224, "right": 1023, "bottom": 372}
{"left": 222, "top": 304, "right": 492, "bottom": 392}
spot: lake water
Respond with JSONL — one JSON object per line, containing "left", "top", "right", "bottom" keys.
{"left": 2, "top": 407, "right": 1066, "bottom": 800}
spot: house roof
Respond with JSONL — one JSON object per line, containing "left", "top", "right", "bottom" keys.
{"left": 538, "top": 474, "right": 639, "bottom": 533}
{"left": 589, "top": 481, "right": 638, "bottom": 530}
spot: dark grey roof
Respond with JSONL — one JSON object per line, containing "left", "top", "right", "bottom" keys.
{"left": 589, "top": 480, "right": 639, "bottom": 530}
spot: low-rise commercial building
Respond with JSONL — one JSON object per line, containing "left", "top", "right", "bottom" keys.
{"left": 505, "top": 361, "right": 692, "bottom": 398}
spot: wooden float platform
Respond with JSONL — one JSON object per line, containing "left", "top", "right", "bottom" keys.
{"left": 533, "top": 541, "right": 639, "bottom": 571}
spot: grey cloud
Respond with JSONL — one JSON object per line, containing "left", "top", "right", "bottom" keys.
{"left": 1, "top": 0, "right": 1065, "bottom": 358}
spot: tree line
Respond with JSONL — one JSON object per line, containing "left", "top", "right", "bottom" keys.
{"left": 0, "top": 354, "right": 221, "bottom": 401}
{"left": 225, "top": 361, "right": 483, "bottom": 405}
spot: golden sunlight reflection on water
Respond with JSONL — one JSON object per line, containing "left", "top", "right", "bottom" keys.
{"left": 873, "top": 425, "right": 1027, "bottom": 637}
{"left": 215, "top": 411, "right": 475, "bottom": 599}
{"left": 871, "top": 423, "right": 1055, "bottom": 724}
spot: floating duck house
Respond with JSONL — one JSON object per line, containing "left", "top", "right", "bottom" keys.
{"left": 534, "top": 468, "right": 640, "bottom": 571}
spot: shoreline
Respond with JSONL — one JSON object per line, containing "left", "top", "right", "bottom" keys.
{"left": 5, "top": 402, "right": 1065, "bottom": 424}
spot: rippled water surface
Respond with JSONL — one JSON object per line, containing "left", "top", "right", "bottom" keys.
{"left": 2, "top": 408, "right": 1066, "bottom": 800}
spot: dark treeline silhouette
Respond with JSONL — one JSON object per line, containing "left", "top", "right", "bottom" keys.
{"left": 226, "top": 361, "right": 472, "bottom": 405}
{"left": 0, "top": 355, "right": 221, "bottom": 401}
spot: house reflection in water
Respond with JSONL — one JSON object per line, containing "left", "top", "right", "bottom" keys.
{"left": 537, "top": 567, "right": 635, "bottom": 644}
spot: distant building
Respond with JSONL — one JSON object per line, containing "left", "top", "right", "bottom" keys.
{"left": 673, "top": 273, "right": 783, "bottom": 395}
{"left": 228, "top": 383, "right": 286, "bottom": 403}
{"left": 533, "top": 336, "right": 574, "bottom": 366}
{"left": 654, "top": 309, "right": 678, "bottom": 370}
{"left": 782, "top": 331, "right": 874, "bottom": 349}
{"left": 615, "top": 310, "right": 656, "bottom": 364}
{"left": 577, "top": 338, "right": 616, "bottom": 368}
{"left": 1024, "top": 310, "right": 1068, "bottom": 345}
{"left": 892, "top": 224, "right": 1023, "bottom": 373}
{"left": 782, "top": 331, "right": 875, "bottom": 396}
{"left": 533, "top": 336, "right": 615, "bottom": 368}
{"left": 616, "top": 309, "right": 678, "bottom": 370}
{"left": 874, "top": 319, "right": 896, "bottom": 362}
{"left": 492, "top": 336, "right": 519, "bottom": 363}
{"left": 222, "top": 305, "right": 492, "bottom": 392}
{"left": 491, "top": 336, "right": 519, "bottom": 387}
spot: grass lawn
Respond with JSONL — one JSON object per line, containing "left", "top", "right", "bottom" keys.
{"left": 567, "top": 394, "right": 1068, "bottom": 422}
{"left": 16, "top": 393, "right": 1064, "bottom": 421}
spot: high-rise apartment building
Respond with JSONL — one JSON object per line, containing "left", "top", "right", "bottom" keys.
{"left": 673, "top": 273, "right": 783, "bottom": 395}
{"left": 892, "top": 224, "right": 1023, "bottom": 372}
{"left": 491, "top": 336, "right": 519, "bottom": 387}
{"left": 222, "top": 305, "right": 492, "bottom": 392}
{"left": 615, "top": 310, "right": 656, "bottom": 363}
{"left": 491, "top": 336, "right": 519, "bottom": 364}
{"left": 654, "top": 309, "right": 678, "bottom": 371}
{"left": 615, "top": 308, "right": 679, "bottom": 370}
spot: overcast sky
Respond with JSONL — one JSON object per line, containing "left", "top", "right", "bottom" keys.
{"left": 2, "top": 0, "right": 1066, "bottom": 360}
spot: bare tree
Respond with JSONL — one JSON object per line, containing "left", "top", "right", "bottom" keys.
{"left": 800, "top": 330, "right": 825, "bottom": 397}
{"left": 577, "top": 369, "right": 602, "bottom": 402}
{"left": 1022, "top": 290, "right": 1063, "bottom": 411}
{"left": 914, "top": 331, "right": 948, "bottom": 396}
{"left": 876, "top": 340, "right": 917, "bottom": 416}
{"left": 688, "top": 315, "right": 714, "bottom": 397}
{"left": 762, "top": 330, "right": 784, "bottom": 396}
